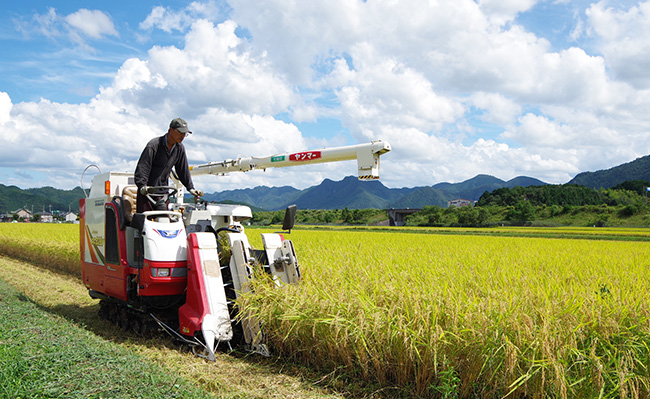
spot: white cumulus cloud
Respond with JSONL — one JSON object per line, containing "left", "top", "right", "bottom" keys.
{"left": 586, "top": 1, "right": 650, "bottom": 88}
{"left": 64, "top": 9, "right": 118, "bottom": 39}
{"left": 4, "top": 0, "right": 650, "bottom": 192}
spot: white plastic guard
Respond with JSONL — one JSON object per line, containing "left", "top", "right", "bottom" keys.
{"left": 227, "top": 232, "right": 268, "bottom": 356}
{"left": 142, "top": 212, "right": 187, "bottom": 262}
{"left": 194, "top": 232, "right": 232, "bottom": 360}
{"left": 261, "top": 233, "right": 300, "bottom": 285}
{"left": 281, "top": 239, "right": 300, "bottom": 284}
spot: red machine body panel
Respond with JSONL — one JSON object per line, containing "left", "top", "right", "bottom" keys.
{"left": 178, "top": 233, "right": 210, "bottom": 337}
{"left": 139, "top": 260, "right": 188, "bottom": 296}
{"left": 80, "top": 199, "right": 130, "bottom": 301}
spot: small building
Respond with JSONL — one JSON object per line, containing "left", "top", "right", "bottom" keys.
{"left": 35, "top": 212, "right": 54, "bottom": 223}
{"left": 12, "top": 208, "right": 32, "bottom": 220}
{"left": 447, "top": 199, "right": 475, "bottom": 208}
{"left": 64, "top": 212, "right": 78, "bottom": 223}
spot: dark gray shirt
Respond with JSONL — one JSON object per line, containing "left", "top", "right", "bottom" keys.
{"left": 134, "top": 134, "right": 194, "bottom": 191}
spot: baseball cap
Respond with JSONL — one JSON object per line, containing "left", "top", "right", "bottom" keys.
{"left": 170, "top": 118, "right": 192, "bottom": 134}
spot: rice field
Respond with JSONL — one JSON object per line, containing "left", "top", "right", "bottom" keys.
{"left": 1, "top": 223, "right": 650, "bottom": 398}
{"left": 0, "top": 223, "right": 79, "bottom": 275}
{"left": 245, "top": 229, "right": 650, "bottom": 398}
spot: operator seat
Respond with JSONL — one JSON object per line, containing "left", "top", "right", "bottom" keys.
{"left": 122, "top": 186, "right": 138, "bottom": 223}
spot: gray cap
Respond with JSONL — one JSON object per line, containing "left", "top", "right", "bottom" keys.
{"left": 170, "top": 117, "right": 192, "bottom": 134}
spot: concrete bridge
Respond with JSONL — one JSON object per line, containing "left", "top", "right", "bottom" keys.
{"left": 387, "top": 208, "right": 422, "bottom": 226}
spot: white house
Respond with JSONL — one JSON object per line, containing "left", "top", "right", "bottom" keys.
{"left": 447, "top": 199, "right": 475, "bottom": 208}
{"left": 36, "top": 212, "right": 53, "bottom": 223}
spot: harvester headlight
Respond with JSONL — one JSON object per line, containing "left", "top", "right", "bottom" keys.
{"left": 151, "top": 267, "right": 171, "bottom": 277}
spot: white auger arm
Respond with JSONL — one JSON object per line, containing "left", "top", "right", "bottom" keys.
{"left": 189, "top": 140, "right": 391, "bottom": 180}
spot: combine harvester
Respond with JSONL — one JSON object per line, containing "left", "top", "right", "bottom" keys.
{"left": 80, "top": 140, "right": 391, "bottom": 359}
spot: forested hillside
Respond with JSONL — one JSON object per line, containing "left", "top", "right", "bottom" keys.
{"left": 403, "top": 181, "right": 650, "bottom": 228}
{"left": 569, "top": 155, "right": 650, "bottom": 188}
{"left": 0, "top": 184, "right": 84, "bottom": 214}
{"left": 476, "top": 184, "right": 644, "bottom": 207}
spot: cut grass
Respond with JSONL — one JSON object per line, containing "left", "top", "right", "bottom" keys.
{"left": 0, "top": 256, "right": 347, "bottom": 399}
{"left": 0, "top": 275, "right": 212, "bottom": 399}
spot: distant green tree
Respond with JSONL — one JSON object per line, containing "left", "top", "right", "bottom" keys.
{"left": 592, "top": 213, "right": 610, "bottom": 227}
{"left": 457, "top": 206, "right": 479, "bottom": 225}
{"left": 342, "top": 207, "right": 353, "bottom": 224}
{"left": 612, "top": 180, "right": 650, "bottom": 195}
{"left": 619, "top": 204, "right": 639, "bottom": 217}
{"left": 271, "top": 212, "right": 283, "bottom": 224}
{"left": 477, "top": 207, "right": 489, "bottom": 225}
{"left": 426, "top": 206, "right": 443, "bottom": 225}
{"left": 506, "top": 200, "right": 535, "bottom": 222}
{"left": 323, "top": 212, "right": 334, "bottom": 223}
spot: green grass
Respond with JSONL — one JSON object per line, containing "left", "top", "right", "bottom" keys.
{"left": 0, "top": 256, "right": 345, "bottom": 399}
{"left": 0, "top": 277, "right": 213, "bottom": 399}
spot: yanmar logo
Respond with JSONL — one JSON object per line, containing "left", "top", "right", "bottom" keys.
{"left": 153, "top": 229, "right": 182, "bottom": 239}
{"left": 289, "top": 151, "right": 321, "bottom": 161}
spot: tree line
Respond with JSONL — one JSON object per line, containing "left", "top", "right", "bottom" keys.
{"left": 252, "top": 207, "right": 387, "bottom": 226}
{"left": 407, "top": 180, "right": 650, "bottom": 227}
{"left": 252, "top": 180, "right": 650, "bottom": 228}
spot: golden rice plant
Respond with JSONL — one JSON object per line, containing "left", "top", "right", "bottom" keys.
{"left": 0, "top": 223, "right": 79, "bottom": 275}
{"left": 241, "top": 229, "right": 650, "bottom": 398}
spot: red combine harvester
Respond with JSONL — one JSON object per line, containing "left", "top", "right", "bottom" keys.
{"left": 79, "top": 140, "right": 391, "bottom": 359}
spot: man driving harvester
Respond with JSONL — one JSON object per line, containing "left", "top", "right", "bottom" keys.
{"left": 134, "top": 117, "right": 203, "bottom": 213}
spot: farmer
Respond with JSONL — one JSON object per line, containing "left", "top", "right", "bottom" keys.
{"left": 134, "top": 117, "right": 203, "bottom": 213}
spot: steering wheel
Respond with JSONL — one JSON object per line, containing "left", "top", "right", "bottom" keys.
{"left": 144, "top": 186, "right": 178, "bottom": 210}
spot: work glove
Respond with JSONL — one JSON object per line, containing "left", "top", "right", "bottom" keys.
{"left": 139, "top": 185, "right": 150, "bottom": 196}
{"left": 189, "top": 188, "right": 203, "bottom": 197}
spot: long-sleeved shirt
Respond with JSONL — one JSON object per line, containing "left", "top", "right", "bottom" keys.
{"left": 134, "top": 134, "right": 194, "bottom": 191}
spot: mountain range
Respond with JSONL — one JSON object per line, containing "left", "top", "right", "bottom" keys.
{"left": 206, "top": 154, "right": 650, "bottom": 210}
{"left": 203, "top": 174, "right": 547, "bottom": 210}
{"left": 2, "top": 154, "right": 649, "bottom": 213}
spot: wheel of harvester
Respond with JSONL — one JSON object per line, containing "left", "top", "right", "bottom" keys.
{"left": 130, "top": 317, "right": 142, "bottom": 335}
{"left": 107, "top": 302, "right": 119, "bottom": 324}
{"left": 117, "top": 307, "right": 130, "bottom": 330}
{"left": 98, "top": 300, "right": 110, "bottom": 320}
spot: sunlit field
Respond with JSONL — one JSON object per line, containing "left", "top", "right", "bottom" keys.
{"left": 246, "top": 228, "right": 650, "bottom": 398}
{"left": 0, "top": 223, "right": 79, "bottom": 275}
{"left": 2, "top": 223, "right": 649, "bottom": 398}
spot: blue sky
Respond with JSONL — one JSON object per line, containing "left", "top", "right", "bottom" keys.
{"left": 1, "top": 0, "right": 649, "bottom": 193}
{"left": 2, "top": 1, "right": 205, "bottom": 103}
